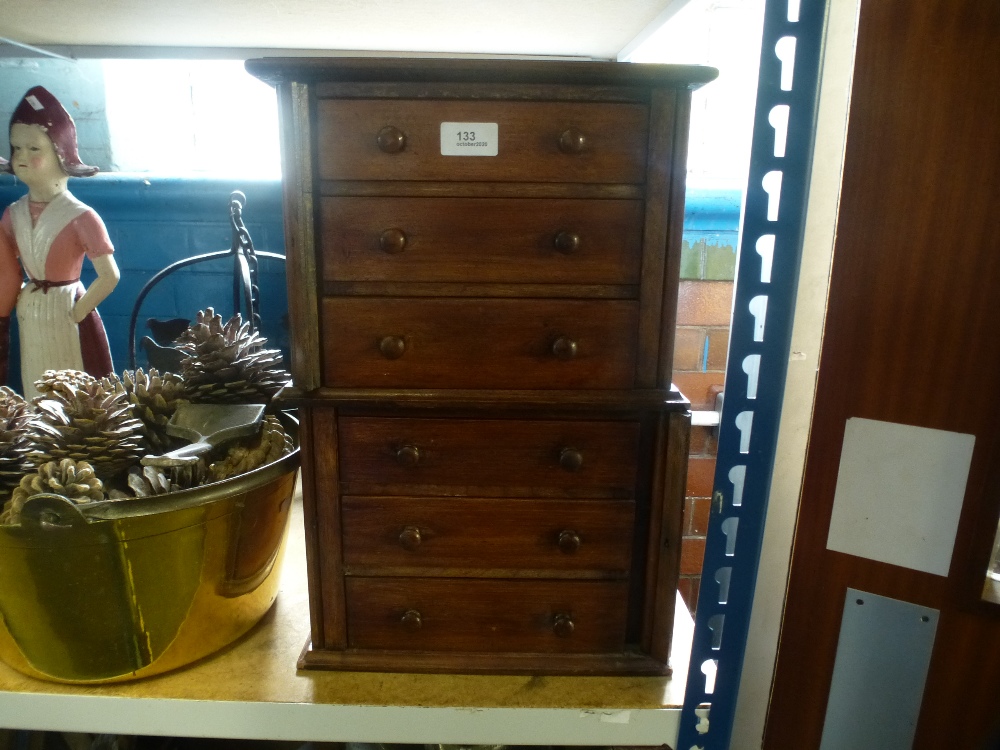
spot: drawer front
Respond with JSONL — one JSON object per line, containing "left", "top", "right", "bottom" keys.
{"left": 337, "top": 416, "right": 640, "bottom": 496}
{"left": 345, "top": 577, "right": 629, "bottom": 653}
{"left": 320, "top": 197, "right": 643, "bottom": 285}
{"left": 342, "top": 496, "right": 635, "bottom": 572}
{"left": 321, "top": 298, "right": 639, "bottom": 389}
{"left": 316, "top": 99, "right": 649, "bottom": 183}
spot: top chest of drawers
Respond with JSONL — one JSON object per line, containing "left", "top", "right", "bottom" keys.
{"left": 249, "top": 59, "right": 717, "bottom": 395}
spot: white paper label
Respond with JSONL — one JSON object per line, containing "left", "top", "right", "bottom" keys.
{"left": 440, "top": 122, "right": 498, "bottom": 156}
{"left": 827, "top": 418, "right": 974, "bottom": 576}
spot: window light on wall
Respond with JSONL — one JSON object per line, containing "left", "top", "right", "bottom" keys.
{"left": 102, "top": 59, "right": 281, "bottom": 178}
{"left": 623, "top": 0, "right": 766, "bottom": 191}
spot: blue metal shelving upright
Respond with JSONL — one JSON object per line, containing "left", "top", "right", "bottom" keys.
{"left": 676, "top": 1, "right": 831, "bottom": 748}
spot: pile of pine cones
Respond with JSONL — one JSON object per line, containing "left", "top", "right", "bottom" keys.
{"left": 0, "top": 309, "right": 294, "bottom": 526}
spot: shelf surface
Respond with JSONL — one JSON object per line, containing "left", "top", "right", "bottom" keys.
{"left": 0, "top": 483, "right": 693, "bottom": 746}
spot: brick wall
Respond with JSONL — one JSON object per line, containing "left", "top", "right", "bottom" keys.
{"left": 671, "top": 189, "right": 741, "bottom": 613}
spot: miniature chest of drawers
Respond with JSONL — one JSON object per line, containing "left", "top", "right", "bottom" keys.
{"left": 247, "top": 57, "right": 716, "bottom": 675}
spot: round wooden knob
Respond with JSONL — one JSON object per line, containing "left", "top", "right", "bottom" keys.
{"left": 559, "top": 447, "right": 584, "bottom": 472}
{"left": 558, "top": 530, "right": 581, "bottom": 554}
{"left": 552, "top": 613, "right": 575, "bottom": 638}
{"left": 377, "top": 126, "right": 407, "bottom": 154}
{"left": 558, "top": 128, "right": 587, "bottom": 154}
{"left": 399, "top": 525, "right": 422, "bottom": 551}
{"left": 554, "top": 231, "right": 580, "bottom": 254}
{"left": 401, "top": 609, "right": 422, "bottom": 631}
{"left": 395, "top": 444, "right": 421, "bottom": 468}
{"left": 379, "top": 335, "right": 406, "bottom": 359}
{"left": 379, "top": 228, "right": 407, "bottom": 254}
{"left": 551, "top": 336, "right": 578, "bottom": 360}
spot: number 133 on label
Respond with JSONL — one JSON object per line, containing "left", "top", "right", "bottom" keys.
{"left": 440, "top": 122, "right": 499, "bottom": 156}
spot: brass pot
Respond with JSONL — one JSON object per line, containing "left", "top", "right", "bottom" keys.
{"left": 0, "top": 429, "right": 299, "bottom": 684}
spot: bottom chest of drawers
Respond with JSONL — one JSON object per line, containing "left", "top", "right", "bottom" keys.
{"left": 298, "top": 405, "right": 690, "bottom": 676}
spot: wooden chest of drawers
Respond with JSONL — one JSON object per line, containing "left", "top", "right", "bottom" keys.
{"left": 247, "top": 57, "right": 716, "bottom": 675}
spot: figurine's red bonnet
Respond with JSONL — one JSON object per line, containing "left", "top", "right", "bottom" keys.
{"left": 1, "top": 86, "right": 98, "bottom": 177}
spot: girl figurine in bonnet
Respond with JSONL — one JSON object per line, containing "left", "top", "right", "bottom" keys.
{"left": 0, "top": 85, "right": 120, "bottom": 399}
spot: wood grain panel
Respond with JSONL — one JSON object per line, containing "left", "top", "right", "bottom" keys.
{"left": 316, "top": 99, "right": 649, "bottom": 183}
{"left": 765, "top": 2, "right": 1000, "bottom": 747}
{"left": 275, "top": 82, "right": 322, "bottom": 391}
{"left": 298, "top": 645, "right": 670, "bottom": 676}
{"left": 337, "top": 415, "right": 640, "bottom": 497}
{"left": 341, "top": 496, "right": 635, "bottom": 572}
{"left": 319, "top": 196, "right": 643, "bottom": 285}
{"left": 308, "top": 407, "right": 348, "bottom": 650}
{"left": 321, "top": 297, "right": 639, "bottom": 390}
{"left": 345, "top": 577, "right": 629, "bottom": 653}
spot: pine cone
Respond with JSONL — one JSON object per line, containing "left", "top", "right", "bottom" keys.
{"left": 103, "top": 368, "right": 189, "bottom": 452}
{"left": 118, "top": 460, "right": 207, "bottom": 498}
{"left": 25, "top": 378, "right": 146, "bottom": 480}
{"left": 176, "top": 308, "right": 290, "bottom": 404}
{"left": 33, "top": 369, "right": 97, "bottom": 403}
{"left": 0, "top": 386, "right": 36, "bottom": 493}
{"left": 1, "top": 458, "right": 104, "bottom": 526}
{"left": 208, "top": 415, "right": 292, "bottom": 482}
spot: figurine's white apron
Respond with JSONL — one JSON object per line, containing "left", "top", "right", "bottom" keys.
{"left": 10, "top": 192, "right": 88, "bottom": 400}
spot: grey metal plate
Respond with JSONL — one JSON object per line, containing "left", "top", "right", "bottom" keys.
{"left": 819, "top": 588, "right": 939, "bottom": 750}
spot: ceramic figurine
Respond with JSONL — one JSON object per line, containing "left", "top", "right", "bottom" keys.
{"left": 0, "top": 86, "right": 119, "bottom": 399}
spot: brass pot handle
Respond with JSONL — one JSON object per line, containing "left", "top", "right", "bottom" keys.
{"left": 377, "top": 126, "right": 407, "bottom": 154}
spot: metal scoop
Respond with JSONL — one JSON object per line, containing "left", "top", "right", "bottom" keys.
{"left": 141, "top": 403, "right": 267, "bottom": 467}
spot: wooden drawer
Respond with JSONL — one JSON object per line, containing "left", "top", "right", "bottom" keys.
{"left": 316, "top": 99, "right": 649, "bottom": 183}
{"left": 345, "top": 577, "right": 629, "bottom": 653}
{"left": 337, "top": 416, "right": 641, "bottom": 497}
{"left": 320, "top": 197, "right": 643, "bottom": 285}
{"left": 321, "top": 297, "right": 639, "bottom": 389}
{"left": 341, "top": 496, "right": 635, "bottom": 573}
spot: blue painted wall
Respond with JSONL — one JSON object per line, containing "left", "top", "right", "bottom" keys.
{"left": 681, "top": 188, "right": 742, "bottom": 281}
{"left": 0, "top": 175, "right": 739, "bottom": 394}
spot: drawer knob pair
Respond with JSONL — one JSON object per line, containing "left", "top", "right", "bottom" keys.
{"left": 402, "top": 609, "right": 572, "bottom": 637}
{"left": 557, "top": 529, "right": 581, "bottom": 554}
{"left": 552, "top": 613, "right": 575, "bottom": 638}
{"left": 559, "top": 447, "right": 584, "bottom": 472}
{"left": 553, "top": 231, "right": 580, "bottom": 254}
{"left": 558, "top": 128, "right": 587, "bottom": 154}
{"left": 377, "top": 126, "right": 407, "bottom": 154}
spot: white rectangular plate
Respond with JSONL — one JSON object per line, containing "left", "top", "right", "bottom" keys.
{"left": 440, "top": 122, "right": 498, "bottom": 156}
{"left": 827, "top": 417, "right": 974, "bottom": 575}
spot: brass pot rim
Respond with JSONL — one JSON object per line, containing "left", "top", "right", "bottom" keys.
{"left": 0, "top": 412, "right": 300, "bottom": 540}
